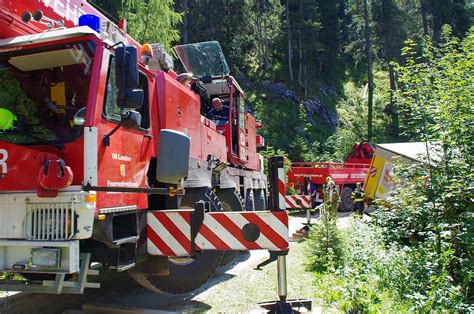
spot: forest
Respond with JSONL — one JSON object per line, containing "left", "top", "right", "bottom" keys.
{"left": 96, "top": 0, "right": 473, "bottom": 310}
{"left": 93, "top": 0, "right": 471, "bottom": 161}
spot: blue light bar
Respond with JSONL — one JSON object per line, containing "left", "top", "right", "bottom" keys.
{"left": 79, "top": 14, "right": 101, "bottom": 33}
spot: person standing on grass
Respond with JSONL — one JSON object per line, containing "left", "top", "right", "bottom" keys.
{"left": 324, "top": 181, "right": 340, "bottom": 217}
{"left": 351, "top": 182, "right": 365, "bottom": 218}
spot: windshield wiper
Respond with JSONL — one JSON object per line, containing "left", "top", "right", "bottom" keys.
{"left": 1, "top": 130, "right": 64, "bottom": 150}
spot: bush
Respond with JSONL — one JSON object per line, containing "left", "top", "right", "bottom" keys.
{"left": 308, "top": 219, "right": 408, "bottom": 312}
{"left": 305, "top": 214, "right": 344, "bottom": 273}
{"left": 306, "top": 217, "right": 472, "bottom": 312}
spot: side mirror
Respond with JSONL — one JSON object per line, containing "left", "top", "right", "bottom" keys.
{"left": 115, "top": 45, "right": 139, "bottom": 89}
{"left": 156, "top": 129, "right": 190, "bottom": 184}
{"left": 102, "top": 110, "right": 142, "bottom": 146}
{"left": 120, "top": 88, "right": 144, "bottom": 109}
{"left": 115, "top": 45, "right": 143, "bottom": 109}
{"left": 121, "top": 110, "right": 142, "bottom": 129}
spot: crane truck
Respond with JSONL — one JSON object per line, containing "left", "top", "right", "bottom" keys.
{"left": 0, "top": 0, "right": 289, "bottom": 296}
{"left": 286, "top": 141, "right": 374, "bottom": 211}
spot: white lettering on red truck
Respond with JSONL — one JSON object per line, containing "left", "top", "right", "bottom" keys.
{"left": 0, "top": 149, "right": 8, "bottom": 174}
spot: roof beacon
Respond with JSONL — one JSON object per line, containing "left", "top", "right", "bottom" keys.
{"left": 79, "top": 14, "right": 102, "bottom": 33}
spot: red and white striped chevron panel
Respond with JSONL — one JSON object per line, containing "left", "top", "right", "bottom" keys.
{"left": 285, "top": 195, "right": 311, "bottom": 209}
{"left": 147, "top": 210, "right": 289, "bottom": 257}
{"left": 278, "top": 168, "right": 286, "bottom": 210}
{"left": 147, "top": 209, "right": 194, "bottom": 256}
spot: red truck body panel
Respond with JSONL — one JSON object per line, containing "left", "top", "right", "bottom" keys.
{"left": 0, "top": 0, "right": 140, "bottom": 47}
{"left": 288, "top": 162, "right": 370, "bottom": 190}
{"left": 0, "top": 5, "right": 261, "bottom": 206}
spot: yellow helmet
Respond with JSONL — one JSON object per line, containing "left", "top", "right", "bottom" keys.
{"left": 0, "top": 108, "right": 16, "bottom": 131}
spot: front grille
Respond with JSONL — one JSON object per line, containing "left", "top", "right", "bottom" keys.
{"left": 25, "top": 203, "right": 76, "bottom": 240}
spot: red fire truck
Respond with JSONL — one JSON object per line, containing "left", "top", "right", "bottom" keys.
{"left": 286, "top": 141, "right": 374, "bottom": 211}
{"left": 0, "top": 0, "right": 290, "bottom": 296}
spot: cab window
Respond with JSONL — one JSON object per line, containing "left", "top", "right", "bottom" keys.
{"left": 103, "top": 56, "right": 150, "bottom": 129}
{"left": 0, "top": 41, "right": 96, "bottom": 145}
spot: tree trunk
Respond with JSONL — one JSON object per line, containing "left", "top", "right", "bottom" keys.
{"left": 339, "top": 0, "right": 348, "bottom": 42}
{"left": 364, "top": 0, "right": 374, "bottom": 141}
{"left": 421, "top": 0, "right": 429, "bottom": 36}
{"left": 182, "top": 0, "right": 189, "bottom": 43}
{"left": 304, "top": 62, "right": 308, "bottom": 98}
{"left": 287, "top": 0, "right": 294, "bottom": 81}
{"left": 256, "top": 13, "right": 262, "bottom": 67}
{"left": 388, "top": 63, "right": 399, "bottom": 135}
{"left": 298, "top": 2, "right": 303, "bottom": 86}
{"left": 263, "top": 4, "right": 269, "bottom": 71}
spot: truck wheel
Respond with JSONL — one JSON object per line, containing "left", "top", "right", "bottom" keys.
{"left": 340, "top": 186, "right": 354, "bottom": 212}
{"left": 130, "top": 187, "right": 223, "bottom": 294}
{"left": 215, "top": 188, "right": 245, "bottom": 267}
{"left": 245, "top": 188, "right": 255, "bottom": 211}
{"left": 253, "top": 189, "right": 266, "bottom": 211}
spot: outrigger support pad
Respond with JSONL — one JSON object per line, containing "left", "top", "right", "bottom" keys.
{"left": 258, "top": 298, "right": 313, "bottom": 314}
{"left": 258, "top": 251, "right": 312, "bottom": 313}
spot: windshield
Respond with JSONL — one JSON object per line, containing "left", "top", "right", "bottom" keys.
{"left": 174, "top": 41, "right": 230, "bottom": 78}
{"left": 0, "top": 41, "right": 95, "bottom": 146}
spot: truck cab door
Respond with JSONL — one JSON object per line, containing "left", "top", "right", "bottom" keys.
{"left": 94, "top": 51, "right": 154, "bottom": 210}
{"left": 229, "top": 92, "right": 248, "bottom": 164}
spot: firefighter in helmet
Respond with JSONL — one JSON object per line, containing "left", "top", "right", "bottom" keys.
{"left": 351, "top": 182, "right": 365, "bottom": 217}
{"left": 324, "top": 180, "right": 340, "bottom": 217}
{"left": 323, "top": 176, "right": 332, "bottom": 190}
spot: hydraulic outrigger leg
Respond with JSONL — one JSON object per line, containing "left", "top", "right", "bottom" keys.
{"left": 258, "top": 157, "right": 312, "bottom": 313}
{"left": 258, "top": 251, "right": 312, "bottom": 313}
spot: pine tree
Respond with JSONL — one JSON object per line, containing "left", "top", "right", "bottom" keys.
{"left": 306, "top": 214, "right": 345, "bottom": 272}
{"left": 120, "top": 0, "right": 181, "bottom": 50}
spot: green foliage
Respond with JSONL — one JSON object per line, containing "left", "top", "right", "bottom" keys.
{"left": 0, "top": 70, "right": 54, "bottom": 143}
{"left": 308, "top": 217, "right": 471, "bottom": 312}
{"left": 0, "top": 272, "right": 24, "bottom": 280}
{"left": 369, "top": 26, "right": 474, "bottom": 309}
{"left": 121, "top": 0, "right": 181, "bottom": 49}
{"left": 319, "top": 72, "right": 398, "bottom": 161}
{"left": 246, "top": 87, "right": 319, "bottom": 160}
{"left": 258, "top": 145, "right": 288, "bottom": 177}
{"left": 309, "top": 219, "right": 410, "bottom": 312}
{"left": 371, "top": 0, "right": 407, "bottom": 63}
{"left": 305, "top": 214, "right": 344, "bottom": 273}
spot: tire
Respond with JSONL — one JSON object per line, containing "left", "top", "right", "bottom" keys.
{"left": 253, "top": 189, "right": 266, "bottom": 211}
{"left": 130, "top": 187, "right": 223, "bottom": 294}
{"left": 216, "top": 188, "right": 245, "bottom": 213}
{"left": 215, "top": 188, "right": 245, "bottom": 266}
{"left": 245, "top": 189, "right": 255, "bottom": 211}
{"left": 340, "top": 186, "right": 354, "bottom": 212}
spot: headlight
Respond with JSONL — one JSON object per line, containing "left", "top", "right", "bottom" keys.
{"left": 30, "top": 248, "right": 61, "bottom": 268}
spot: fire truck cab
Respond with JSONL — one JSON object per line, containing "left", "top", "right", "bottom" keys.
{"left": 0, "top": 13, "right": 268, "bottom": 293}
